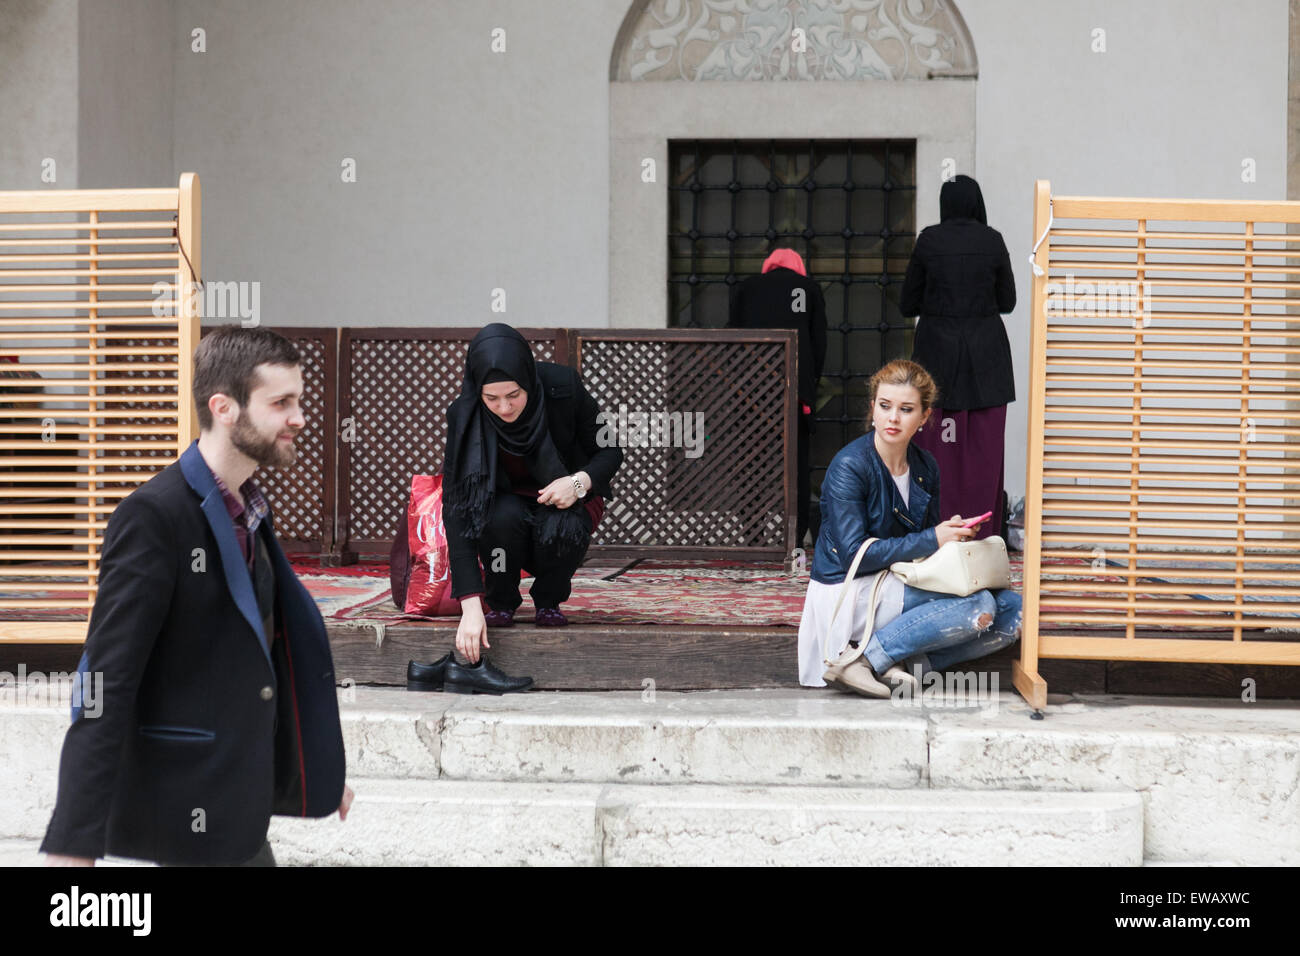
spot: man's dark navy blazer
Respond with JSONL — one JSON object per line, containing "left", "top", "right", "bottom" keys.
{"left": 40, "top": 440, "right": 346, "bottom": 864}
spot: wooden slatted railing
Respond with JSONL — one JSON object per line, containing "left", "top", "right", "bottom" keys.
{"left": 1016, "top": 180, "right": 1300, "bottom": 708}
{"left": 0, "top": 174, "right": 200, "bottom": 643}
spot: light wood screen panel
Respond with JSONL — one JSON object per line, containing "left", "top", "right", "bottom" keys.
{"left": 1016, "top": 180, "right": 1300, "bottom": 708}
{"left": 0, "top": 174, "right": 200, "bottom": 643}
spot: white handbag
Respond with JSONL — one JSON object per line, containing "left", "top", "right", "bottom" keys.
{"left": 890, "top": 535, "right": 1011, "bottom": 597}
{"left": 822, "top": 534, "right": 1012, "bottom": 668}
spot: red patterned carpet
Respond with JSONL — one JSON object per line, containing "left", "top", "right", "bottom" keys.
{"left": 295, "top": 552, "right": 1300, "bottom": 630}
{"left": 309, "top": 553, "right": 1036, "bottom": 628}
{"left": 297, "top": 557, "right": 809, "bottom": 627}
{"left": 5, "top": 553, "right": 1296, "bottom": 631}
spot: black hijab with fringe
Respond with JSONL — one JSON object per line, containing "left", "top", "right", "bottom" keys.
{"left": 442, "top": 323, "right": 588, "bottom": 557}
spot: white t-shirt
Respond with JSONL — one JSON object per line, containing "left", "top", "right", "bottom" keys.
{"left": 796, "top": 467, "right": 912, "bottom": 686}
{"left": 874, "top": 468, "right": 911, "bottom": 631}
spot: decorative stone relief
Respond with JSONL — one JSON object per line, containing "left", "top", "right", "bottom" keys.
{"left": 611, "top": 0, "right": 977, "bottom": 82}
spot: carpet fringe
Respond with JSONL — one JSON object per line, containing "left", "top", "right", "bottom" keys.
{"left": 332, "top": 620, "right": 387, "bottom": 648}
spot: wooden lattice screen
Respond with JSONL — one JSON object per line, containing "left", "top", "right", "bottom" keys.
{"left": 574, "top": 330, "right": 796, "bottom": 559}
{"left": 3, "top": 316, "right": 796, "bottom": 639}
{"left": 336, "top": 328, "right": 795, "bottom": 561}
{"left": 1016, "top": 180, "right": 1300, "bottom": 708}
{"left": 204, "top": 326, "right": 337, "bottom": 554}
{"left": 0, "top": 175, "right": 201, "bottom": 642}
{"left": 336, "top": 328, "right": 566, "bottom": 557}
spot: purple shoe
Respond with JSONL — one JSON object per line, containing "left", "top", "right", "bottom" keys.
{"left": 534, "top": 607, "right": 568, "bottom": 627}
{"left": 483, "top": 607, "right": 515, "bottom": 628}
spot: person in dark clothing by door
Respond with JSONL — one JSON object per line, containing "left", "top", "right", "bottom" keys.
{"left": 900, "top": 175, "right": 1017, "bottom": 541}
{"left": 728, "top": 248, "right": 827, "bottom": 546}
{"left": 408, "top": 323, "right": 623, "bottom": 695}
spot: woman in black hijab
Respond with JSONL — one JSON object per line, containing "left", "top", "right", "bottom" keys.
{"left": 427, "top": 323, "right": 622, "bottom": 692}
{"left": 900, "top": 175, "right": 1017, "bottom": 541}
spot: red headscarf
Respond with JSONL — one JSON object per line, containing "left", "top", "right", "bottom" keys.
{"left": 761, "top": 248, "right": 807, "bottom": 276}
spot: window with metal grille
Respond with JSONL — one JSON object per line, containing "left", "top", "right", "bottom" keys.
{"left": 668, "top": 139, "right": 917, "bottom": 523}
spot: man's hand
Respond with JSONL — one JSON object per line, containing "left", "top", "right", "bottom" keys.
{"left": 45, "top": 854, "right": 94, "bottom": 867}
{"left": 337, "top": 784, "right": 355, "bottom": 821}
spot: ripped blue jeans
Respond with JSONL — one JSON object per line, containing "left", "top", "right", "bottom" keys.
{"left": 863, "top": 585, "right": 1022, "bottom": 675}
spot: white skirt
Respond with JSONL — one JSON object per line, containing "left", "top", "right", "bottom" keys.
{"left": 797, "top": 571, "right": 905, "bottom": 686}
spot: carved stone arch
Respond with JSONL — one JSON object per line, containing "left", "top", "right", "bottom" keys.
{"left": 611, "top": 0, "right": 978, "bottom": 82}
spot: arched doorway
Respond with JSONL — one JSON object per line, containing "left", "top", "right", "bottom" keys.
{"left": 609, "top": 0, "right": 979, "bottom": 533}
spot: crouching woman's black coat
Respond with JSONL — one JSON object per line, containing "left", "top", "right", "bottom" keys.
{"left": 442, "top": 360, "right": 622, "bottom": 599}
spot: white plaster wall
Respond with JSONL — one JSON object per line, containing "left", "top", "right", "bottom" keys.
{"left": 78, "top": 0, "right": 174, "bottom": 188}
{"left": 0, "top": 0, "right": 1288, "bottom": 503}
{"left": 0, "top": 0, "right": 80, "bottom": 189}
{"left": 961, "top": 0, "right": 1289, "bottom": 498}
{"left": 163, "top": 0, "right": 1284, "bottom": 500}
{"left": 169, "top": 0, "right": 626, "bottom": 330}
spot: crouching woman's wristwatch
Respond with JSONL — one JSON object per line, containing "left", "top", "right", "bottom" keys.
{"left": 570, "top": 474, "right": 587, "bottom": 499}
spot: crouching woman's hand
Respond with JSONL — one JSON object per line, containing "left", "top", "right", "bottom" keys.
{"left": 456, "top": 596, "right": 490, "bottom": 664}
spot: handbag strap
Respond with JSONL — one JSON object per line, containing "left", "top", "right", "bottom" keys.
{"left": 823, "top": 537, "right": 889, "bottom": 666}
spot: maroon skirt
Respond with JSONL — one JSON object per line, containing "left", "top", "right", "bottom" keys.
{"left": 909, "top": 404, "right": 1007, "bottom": 541}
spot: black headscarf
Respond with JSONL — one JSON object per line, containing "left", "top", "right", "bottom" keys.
{"left": 442, "top": 323, "right": 588, "bottom": 556}
{"left": 940, "top": 174, "right": 987, "bottom": 225}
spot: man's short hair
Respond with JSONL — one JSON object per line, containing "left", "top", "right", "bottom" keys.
{"left": 192, "top": 326, "right": 301, "bottom": 431}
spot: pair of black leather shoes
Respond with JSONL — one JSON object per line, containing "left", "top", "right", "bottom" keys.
{"left": 405, "top": 652, "right": 532, "bottom": 695}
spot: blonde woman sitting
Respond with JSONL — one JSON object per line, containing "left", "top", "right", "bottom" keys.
{"left": 797, "top": 360, "right": 1022, "bottom": 697}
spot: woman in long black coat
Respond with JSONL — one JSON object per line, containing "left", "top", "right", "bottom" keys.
{"left": 899, "top": 175, "right": 1016, "bottom": 540}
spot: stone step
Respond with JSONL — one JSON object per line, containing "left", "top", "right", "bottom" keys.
{"left": 4, "top": 839, "right": 1239, "bottom": 868}
{"left": 0, "top": 839, "right": 149, "bottom": 867}
{"left": 0, "top": 782, "right": 1144, "bottom": 867}
{"left": 924, "top": 696, "right": 1300, "bottom": 866}
{"left": 5, "top": 686, "right": 1298, "bottom": 864}
{"left": 0, "top": 839, "right": 46, "bottom": 867}
{"left": 429, "top": 688, "right": 929, "bottom": 788}
{"left": 266, "top": 778, "right": 1143, "bottom": 866}
{"left": 1, "top": 701, "right": 70, "bottom": 845}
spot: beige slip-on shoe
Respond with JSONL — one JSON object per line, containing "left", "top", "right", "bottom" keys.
{"left": 881, "top": 664, "right": 920, "bottom": 689}
{"left": 823, "top": 647, "right": 892, "bottom": 699}
{"left": 822, "top": 643, "right": 864, "bottom": 686}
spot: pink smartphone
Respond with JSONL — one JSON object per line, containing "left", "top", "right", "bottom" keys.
{"left": 961, "top": 510, "right": 993, "bottom": 529}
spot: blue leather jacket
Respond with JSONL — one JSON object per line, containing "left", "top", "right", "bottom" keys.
{"left": 809, "top": 429, "right": 943, "bottom": 585}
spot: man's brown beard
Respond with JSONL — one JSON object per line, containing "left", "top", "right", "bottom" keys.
{"left": 230, "top": 408, "right": 296, "bottom": 468}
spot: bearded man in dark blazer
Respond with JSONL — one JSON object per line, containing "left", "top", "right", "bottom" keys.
{"left": 42, "top": 325, "right": 352, "bottom": 866}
